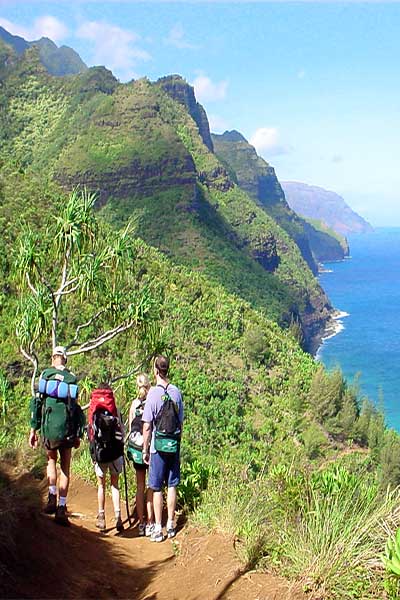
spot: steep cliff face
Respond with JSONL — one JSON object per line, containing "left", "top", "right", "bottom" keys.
{"left": 212, "top": 131, "right": 348, "bottom": 268}
{"left": 156, "top": 75, "right": 214, "bottom": 152}
{"left": 0, "top": 49, "right": 335, "bottom": 352}
{"left": 282, "top": 181, "right": 374, "bottom": 235}
{"left": 212, "top": 130, "right": 286, "bottom": 207}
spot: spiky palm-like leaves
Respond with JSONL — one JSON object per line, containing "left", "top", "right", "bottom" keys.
{"left": 14, "top": 188, "right": 157, "bottom": 393}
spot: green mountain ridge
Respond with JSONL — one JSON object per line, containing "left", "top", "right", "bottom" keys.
{"left": 0, "top": 25, "right": 87, "bottom": 77}
{"left": 0, "top": 45, "right": 335, "bottom": 350}
{"left": 2, "top": 34, "right": 400, "bottom": 600}
{"left": 212, "top": 130, "right": 349, "bottom": 266}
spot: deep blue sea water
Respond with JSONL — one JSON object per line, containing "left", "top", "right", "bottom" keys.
{"left": 317, "top": 228, "right": 400, "bottom": 431}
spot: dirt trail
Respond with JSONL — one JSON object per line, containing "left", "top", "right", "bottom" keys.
{"left": 0, "top": 464, "right": 306, "bottom": 600}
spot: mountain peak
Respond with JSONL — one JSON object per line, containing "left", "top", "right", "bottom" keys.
{"left": 0, "top": 25, "right": 86, "bottom": 76}
{"left": 214, "top": 130, "right": 248, "bottom": 143}
{"left": 281, "top": 181, "right": 374, "bottom": 235}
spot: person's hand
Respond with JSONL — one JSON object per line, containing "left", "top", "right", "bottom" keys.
{"left": 29, "top": 429, "right": 38, "bottom": 449}
{"left": 73, "top": 437, "right": 81, "bottom": 449}
{"left": 142, "top": 450, "right": 150, "bottom": 465}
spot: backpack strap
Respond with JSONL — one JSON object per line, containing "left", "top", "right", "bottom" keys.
{"left": 156, "top": 384, "right": 180, "bottom": 420}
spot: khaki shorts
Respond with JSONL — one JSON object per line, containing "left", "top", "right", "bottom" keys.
{"left": 94, "top": 456, "right": 123, "bottom": 477}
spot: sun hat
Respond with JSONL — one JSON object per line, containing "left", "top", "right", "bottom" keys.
{"left": 52, "top": 345, "right": 67, "bottom": 360}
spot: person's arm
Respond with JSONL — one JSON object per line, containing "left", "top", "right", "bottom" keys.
{"left": 141, "top": 393, "right": 154, "bottom": 465}
{"left": 142, "top": 422, "right": 152, "bottom": 465}
{"left": 29, "top": 395, "right": 42, "bottom": 449}
{"left": 29, "top": 428, "right": 38, "bottom": 449}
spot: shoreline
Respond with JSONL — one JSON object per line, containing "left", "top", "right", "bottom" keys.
{"left": 314, "top": 309, "right": 349, "bottom": 360}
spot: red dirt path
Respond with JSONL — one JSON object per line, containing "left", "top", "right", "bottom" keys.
{"left": 0, "top": 464, "right": 306, "bottom": 600}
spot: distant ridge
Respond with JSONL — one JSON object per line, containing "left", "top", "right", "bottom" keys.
{"left": 0, "top": 25, "right": 87, "bottom": 76}
{"left": 282, "top": 181, "right": 373, "bottom": 235}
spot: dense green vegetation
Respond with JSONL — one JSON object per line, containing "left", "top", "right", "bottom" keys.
{"left": 1, "top": 38, "right": 400, "bottom": 599}
{"left": 0, "top": 43, "right": 334, "bottom": 349}
{"left": 212, "top": 130, "right": 348, "bottom": 267}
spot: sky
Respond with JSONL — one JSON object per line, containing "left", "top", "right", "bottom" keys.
{"left": 1, "top": 1, "right": 400, "bottom": 225}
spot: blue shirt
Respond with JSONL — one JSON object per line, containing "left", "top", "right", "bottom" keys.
{"left": 142, "top": 383, "right": 184, "bottom": 453}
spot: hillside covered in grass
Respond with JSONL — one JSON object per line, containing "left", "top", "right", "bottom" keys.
{"left": 212, "top": 130, "right": 349, "bottom": 265}
{"left": 0, "top": 42, "right": 335, "bottom": 351}
{"left": 2, "top": 36, "right": 400, "bottom": 599}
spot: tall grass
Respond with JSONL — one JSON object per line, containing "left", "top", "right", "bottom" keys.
{"left": 193, "top": 464, "right": 400, "bottom": 598}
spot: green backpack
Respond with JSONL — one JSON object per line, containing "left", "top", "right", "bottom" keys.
{"left": 39, "top": 367, "right": 84, "bottom": 449}
{"left": 127, "top": 400, "right": 145, "bottom": 465}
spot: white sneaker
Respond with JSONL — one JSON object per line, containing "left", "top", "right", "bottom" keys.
{"left": 167, "top": 526, "right": 176, "bottom": 539}
{"left": 145, "top": 523, "right": 155, "bottom": 537}
{"left": 150, "top": 528, "right": 164, "bottom": 543}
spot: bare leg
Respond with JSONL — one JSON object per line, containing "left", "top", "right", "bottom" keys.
{"left": 167, "top": 486, "right": 177, "bottom": 524}
{"left": 136, "top": 469, "right": 146, "bottom": 523}
{"left": 153, "top": 490, "right": 163, "bottom": 526}
{"left": 110, "top": 474, "right": 120, "bottom": 516}
{"left": 46, "top": 450, "right": 57, "bottom": 487}
{"left": 97, "top": 474, "right": 105, "bottom": 513}
{"left": 59, "top": 447, "right": 72, "bottom": 498}
{"left": 146, "top": 487, "right": 154, "bottom": 524}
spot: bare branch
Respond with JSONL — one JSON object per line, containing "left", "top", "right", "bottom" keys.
{"left": 20, "top": 345, "right": 39, "bottom": 396}
{"left": 66, "top": 308, "right": 108, "bottom": 350}
{"left": 67, "top": 320, "right": 135, "bottom": 356}
{"left": 110, "top": 358, "right": 149, "bottom": 384}
{"left": 57, "top": 283, "right": 79, "bottom": 297}
{"left": 25, "top": 273, "right": 38, "bottom": 297}
{"left": 52, "top": 248, "right": 72, "bottom": 347}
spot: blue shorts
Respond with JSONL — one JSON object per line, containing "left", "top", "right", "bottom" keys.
{"left": 148, "top": 451, "right": 180, "bottom": 491}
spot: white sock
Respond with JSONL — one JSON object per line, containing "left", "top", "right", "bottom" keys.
{"left": 154, "top": 523, "right": 162, "bottom": 533}
{"left": 49, "top": 485, "right": 57, "bottom": 495}
{"left": 59, "top": 496, "right": 67, "bottom": 507}
{"left": 167, "top": 519, "right": 174, "bottom": 530}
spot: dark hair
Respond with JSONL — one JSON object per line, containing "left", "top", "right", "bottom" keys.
{"left": 154, "top": 355, "right": 169, "bottom": 378}
{"left": 99, "top": 382, "right": 111, "bottom": 389}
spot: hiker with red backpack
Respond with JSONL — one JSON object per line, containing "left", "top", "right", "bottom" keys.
{"left": 127, "top": 373, "right": 155, "bottom": 537}
{"left": 88, "top": 383, "right": 125, "bottom": 532}
{"left": 29, "top": 346, "right": 85, "bottom": 526}
{"left": 142, "top": 356, "right": 184, "bottom": 542}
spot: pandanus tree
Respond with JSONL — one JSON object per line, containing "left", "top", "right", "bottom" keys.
{"left": 14, "top": 188, "right": 158, "bottom": 395}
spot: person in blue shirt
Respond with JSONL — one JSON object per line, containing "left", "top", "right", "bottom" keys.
{"left": 142, "top": 355, "right": 184, "bottom": 542}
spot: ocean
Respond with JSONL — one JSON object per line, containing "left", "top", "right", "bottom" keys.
{"left": 317, "top": 227, "right": 400, "bottom": 431}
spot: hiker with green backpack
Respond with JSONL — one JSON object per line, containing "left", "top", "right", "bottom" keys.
{"left": 29, "top": 346, "right": 85, "bottom": 526}
{"left": 142, "top": 355, "right": 184, "bottom": 542}
{"left": 127, "top": 373, "right": 155, "bottom": 537}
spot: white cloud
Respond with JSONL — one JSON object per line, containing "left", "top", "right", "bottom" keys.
{"left": 0, "top": 15, "right": 68, "bottom": 43}
{"left": 165, "top": 24, "right": 197, "bottom": 49}
{"left": 249, "top": 127, "right": 290, "bottom": 157}
{"left": 76, "top": 20, "right": 151, "bottom": 81}
{"left": 192, "top": 74, "right": 228, "bottom": 103}
{"left": 208, "top": 114, "right": 229, "bottom": 133}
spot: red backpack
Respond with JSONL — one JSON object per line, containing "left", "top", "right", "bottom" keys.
{"left": 88, "top": 387, "right": 123, "bottom": 463}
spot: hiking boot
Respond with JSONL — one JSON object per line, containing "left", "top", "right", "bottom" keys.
{"left": 138, "top": 522, "right": 146, "bottom": 537}
{"left": 145, "top": 523, "right": 155, "bottom": 537}
{"left": 54, "top": 505, "right": 69, "bottom": 526}
{"left": 96, "top": 512, "right": 106, "bottom": 531}
{"left": 167, "top": 526, "right": 176, "bottom": 539}
{"left": 43, "top": 493, "right": 57, "bottom": 515}
{"left": 150, "top": 528, "right": 164, "bottom": 543}
{"left": 115, "top": 515, "right": 124, "bottom": 533}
